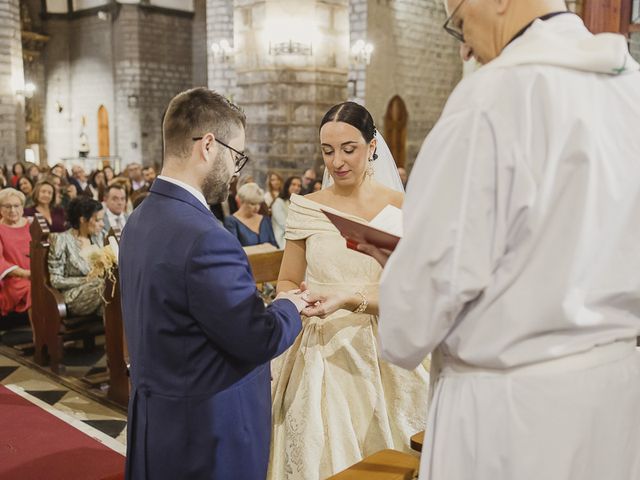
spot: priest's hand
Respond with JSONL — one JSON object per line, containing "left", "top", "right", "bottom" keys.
{"left": 357, "top": 243, "right": 392, "bottom": 267}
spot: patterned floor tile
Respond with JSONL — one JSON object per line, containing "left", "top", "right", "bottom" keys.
{"left": 83, "top": 419, "right": 127, "bottom": 439}
{"left": 25, "top": 389, "right": 68, "bottom": 406}
{"left": 0, "top": 353, "right": 127, "bottom": 447}
{"left": 0, "top": 365, "right": 19, "bottom": 382}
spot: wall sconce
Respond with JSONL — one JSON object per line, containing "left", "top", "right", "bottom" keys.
{"left": 12, "top": 75, "right": 36, "bottom": 99}
{"left": 211, "top": 39, "right": 234, "bottom": 63}
{"left": 351, "top": 40, "right": 374, "bottom": 66}
{"left": 127, "top": 94, "right": 139, "bottom": 108}
{"left": 269, "top": 40, "right": 313, "bottom": 56}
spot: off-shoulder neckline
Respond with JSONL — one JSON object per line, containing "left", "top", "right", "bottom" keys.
{"left": 291, "top": 193, "right": 392, "bottom": 223}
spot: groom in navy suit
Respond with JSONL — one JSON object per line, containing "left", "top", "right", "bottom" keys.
{"left": 119, "top": 88, "right": 306, "bottom": 479}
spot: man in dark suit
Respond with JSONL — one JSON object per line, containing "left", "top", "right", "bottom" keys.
{"left": 119, "top": 88, "right": 306, "bottom": 480}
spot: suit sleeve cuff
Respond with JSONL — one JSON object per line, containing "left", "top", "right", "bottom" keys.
{"left": 271, "top": 298, "right": 300, "bottom": 317}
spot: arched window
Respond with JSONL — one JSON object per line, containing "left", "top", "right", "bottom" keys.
{"left": 383, "top": 95, "right": 408, "bottom": 168}
{"left": 98, "top": 105, "right": 110, "bottom": 158}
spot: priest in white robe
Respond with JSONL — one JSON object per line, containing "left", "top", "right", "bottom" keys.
{"left": 365, "top": 1, "right": 640, "bottom": 479}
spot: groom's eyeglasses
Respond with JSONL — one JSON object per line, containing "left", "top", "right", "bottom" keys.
{"left": 192, "top": 136, "right": 249, "bottom": 174}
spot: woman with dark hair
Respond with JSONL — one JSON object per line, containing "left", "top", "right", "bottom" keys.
{"left": 17, "top": 176, "right": 34, "bottom": 208}
{"left": 271, "top": 176, "right": 302, "bottom": 249}
{"left": 102, "top": 165, "right": 115, "bottom": 183}
{"left": 88, "top": 169, "right": 107, "bottom": 202}
{"left": 10, "top": 162, "right": 25, "bottom": 188}
{"left": 47, "top": 197, "right": 105, "bottom": 316}
{"left": 24, "top": 180, "right": 67, "bottom": 233}
{"left": 49, "top": 163, "right": 66, "bottom": 179}
{"left": 269, "top": 102, "right": 428, "bottom": 479}
{"left": 26, "top": 163, "right": 41, "bottom": 183}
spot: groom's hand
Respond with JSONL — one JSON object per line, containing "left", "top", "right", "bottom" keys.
{"left": 276, "top": 289, "right": 310, "bottom": 313}
{"left": 357, "top": 243, "right": 392, "bottom": 267}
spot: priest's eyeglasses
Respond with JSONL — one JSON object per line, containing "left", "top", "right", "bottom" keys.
{"left": 443, "top": 0, "right": 467, "bottom": 43}
{"left": 192, "top": 136, "right": 249, "bottom": 174}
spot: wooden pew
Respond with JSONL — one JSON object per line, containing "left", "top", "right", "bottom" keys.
{"left": 327, "top": 449, "right": 420, "bottom": 480}
{"left": 29, "top": 214, "right": 104, "bottom": 374}
{"left": 247, "top": 249, "right": 284, "bottom": 285}
{"left": 102, "top": 228, "right": 129, "bottom": 407}
{"left": 410, "top": 431, "right": 424, "bottom": 453}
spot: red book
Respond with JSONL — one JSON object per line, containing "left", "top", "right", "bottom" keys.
{"left": 321, "top": 209, "right": 401, "bottom": 252}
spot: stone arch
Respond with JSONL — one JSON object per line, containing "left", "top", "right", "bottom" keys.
{"left": 383, "top": 95, "right": 408, "bottom": 167}
{"left": 98, "top": 105, "right": 110, "bottom": 158}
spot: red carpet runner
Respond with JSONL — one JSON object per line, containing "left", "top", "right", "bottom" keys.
{"left": 0, "top": 384, "right": 125, "bottom": 480}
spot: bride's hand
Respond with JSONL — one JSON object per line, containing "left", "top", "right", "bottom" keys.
{"left": 301, "top": 291, "right": 352, "bottom": 318}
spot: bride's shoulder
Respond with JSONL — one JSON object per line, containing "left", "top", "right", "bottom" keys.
{"left": 288, "top": 193, "right": 327, "bottom": 216}
{"left": 303, "top": 189, "right": 331, "bottom": 204}
{"left": 372, "top": 183, "right": 404, "bottom": 208}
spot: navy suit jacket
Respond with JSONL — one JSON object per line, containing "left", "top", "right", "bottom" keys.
{"left": 119, "top": 179, "right": 301, "bottom": 480}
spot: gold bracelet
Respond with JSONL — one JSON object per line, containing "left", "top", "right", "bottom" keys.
{"left": 353, "top": 291, "right": 368, "bottom": 314}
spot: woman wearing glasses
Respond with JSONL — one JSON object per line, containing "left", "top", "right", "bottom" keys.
{"left": 0, "top": 188, "right": 32, "bottom": 322}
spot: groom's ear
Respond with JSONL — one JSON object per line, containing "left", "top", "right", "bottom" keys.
{"left": 199, "top": 133, "right": 217, "bottom": 161}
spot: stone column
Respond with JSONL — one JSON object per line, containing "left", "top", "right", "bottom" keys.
{"left": 364, "top": 0, "right": 462, "bottom": 170}
{"left": 234, "top": 0, "right": 349, "bottom": 183}
{"left": 114, "top": 4, "right": 194, "bottom": 168}
{"left": 207, "top": 0, "right": 237, "bottom": 97}
{"left": 0, "top": 0, "right": 25, "bottom": 165}
{"left": 348, "top": 0, "right": 367, "bottom": 104}
{"left": 193, "top": 0, "right": 208, "bottom": 87}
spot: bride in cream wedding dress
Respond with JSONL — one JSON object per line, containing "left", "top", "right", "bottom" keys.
{"left": 268, "top": 102, "right": 429, "bottom": 480}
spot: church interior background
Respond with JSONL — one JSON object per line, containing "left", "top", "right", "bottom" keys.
{"left": 1, "top": 1, "right": 640, "bottom": 476}
{"left": 2, "top": 0, "right": 638, "bottom": 184}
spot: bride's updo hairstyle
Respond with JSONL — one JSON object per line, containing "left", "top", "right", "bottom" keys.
{"left": 320, "top": 102, "right": 378, "bottom": 160}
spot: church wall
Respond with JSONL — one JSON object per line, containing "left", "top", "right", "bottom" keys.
{"left": 113, "top": 4, "right": 193, "bottom": 168}
{"left": 206, "top": 0, "right": 236, "bottom": 98}
{"left": 348, "top": 0, "right": 367, "bottom": 104}
{"left": 41, "top": 4, "right": 192, "bottom": 170}
{"left": 0, "top": 0, "right": 25, "bottom": 165}
{"left": 131, "top": 6, "right": 193, "bottom": 168}
{"left": 630, "top": 33, "right": 640, "bottom": 62}
{"left": 193, "top": 0, "right": 208, "bottom": 87}
{"left": 233, "top": 0, "right": 349, "bottom": 184}
{"left": 46, "top": 14, "right": 115, "bottom": 167}
{"left": 364, "top": 0, "right": 462, "bottom": 171}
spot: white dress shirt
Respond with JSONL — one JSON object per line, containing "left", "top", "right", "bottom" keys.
{"left": 106, "top": 209, "right": 127, "bottom": 230}
{"left": 157, "top": 175, "right": 208, "bottom": 209}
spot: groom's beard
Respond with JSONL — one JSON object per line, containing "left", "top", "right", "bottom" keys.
{"left": 202, "top": 152, "right": 232, "bottom": 204}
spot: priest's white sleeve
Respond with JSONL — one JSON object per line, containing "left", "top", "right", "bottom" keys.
{"left": 378, "top": 108, "right": 501, "bottom": 370}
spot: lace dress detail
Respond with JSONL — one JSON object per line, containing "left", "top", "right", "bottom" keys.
{"left": 268, "top": 194, "right": 429, "bottom": 480}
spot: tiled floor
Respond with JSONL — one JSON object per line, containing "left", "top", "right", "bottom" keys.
{"left": 0, "top": 352, "right": 127, "bottom": 447}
